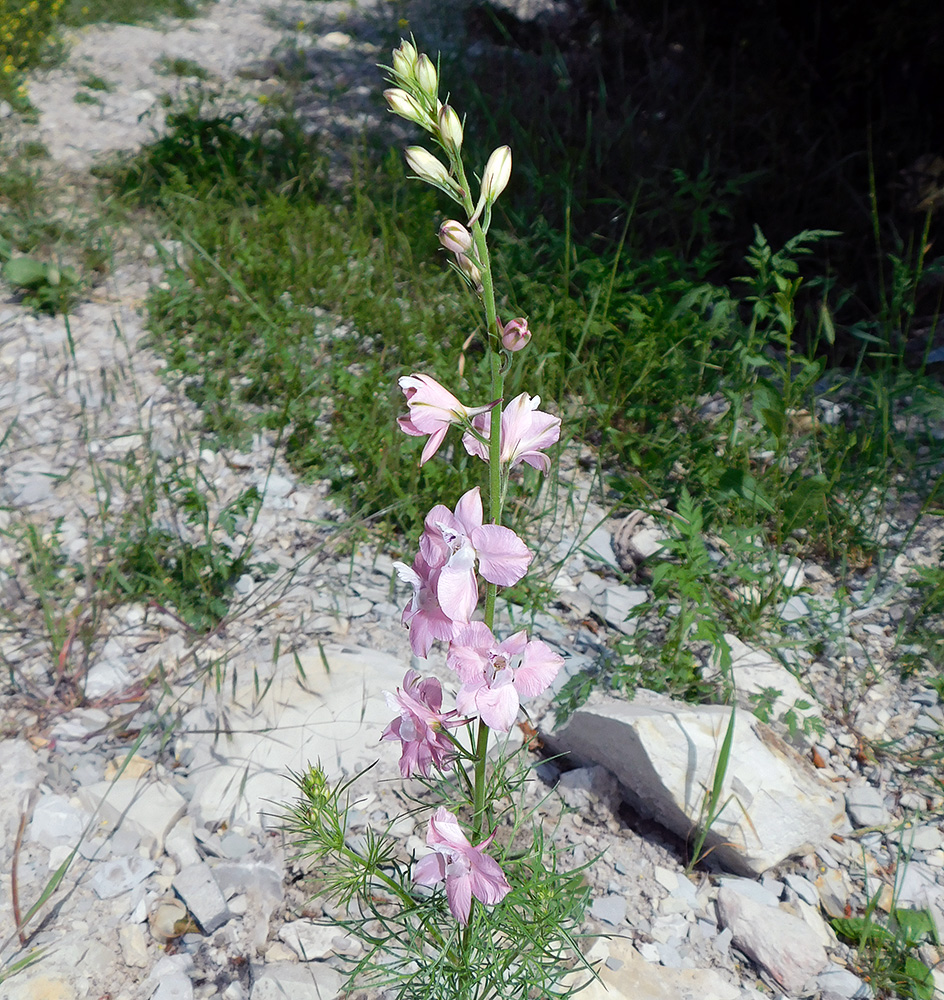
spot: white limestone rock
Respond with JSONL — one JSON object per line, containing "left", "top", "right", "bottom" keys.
{"left": 716, "top": 885, "right": 828, "bottom": 993}
{"left": 710, "top": 634, "right": 822, "bottom": 736}
{"left": 549, "top": 692, "right": 845, "bottom": 875}
{"left": 179, "top": 644, "right": 407, "bottom": 829}
{"left": 77, "top": 777, "right": 186, "bottom": 859}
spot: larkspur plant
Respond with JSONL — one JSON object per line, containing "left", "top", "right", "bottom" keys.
{"left": 285, "top": 39, "right": 596, "bottom": 1000}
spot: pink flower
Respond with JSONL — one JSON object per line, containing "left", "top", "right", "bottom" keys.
{"left": 500, "top": 317, "right": 530, "bottom": 352}
{"left": 398, "top": 374, "right": 493, "bottom": 466}
{"left": 419, "top": 488, "right": 532, "bottom": 624}
{"left": 394, "top": 552, "right": 463, "bottom": 657}
{"left": 462, "top": 393, "right": 560, "bottom": 474}
{"left": 413, "top": 807, "right": 511, "bottom": 924}
{"left": 447, "top": 622, "right": 563, "bottom": 732}
{"left": 381, "top": 671, "right": 464, "bottom": 778}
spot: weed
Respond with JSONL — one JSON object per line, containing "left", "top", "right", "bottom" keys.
{"left": 60, "top": 0, "right": 203, "bottom": 28}
{"left": 77, "top": 73, "right": 113, "bottom": 91}
{"left": 0, "top": 242, "right": 82, "bottom": 314}
{"left": 101, "top": 452, "right": 270, "bottom": 633}
{"left": 833, "top": 904, "right": 938, "bottom": 999}
{"left": 153, "top": 55, "right": 208, "bottom": 79}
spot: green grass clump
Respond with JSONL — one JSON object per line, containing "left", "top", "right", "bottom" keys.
{"left": 59, "top": 0, "right": 202, "bottom": 28}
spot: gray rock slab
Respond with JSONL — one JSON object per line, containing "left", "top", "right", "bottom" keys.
{"left": 165, "top": 817, "right": 202, "bottom": 870}
{"left": 212, "top": 856, "right": 284, "bottom": 953}
{"left": 0, "top": 740, "right": 43, "bottom": 839}
{"left": 718, "top": 634, "right": 822, "bottom": 731}
{"left": 89, "top": 854, "right": 156, "bottom": 899}
{"left": 717, "top": 877, "right": 781, "bottom": 908}
{"left": 716, "top": 885, "right": 828, "bottom": 993}
{"left": 250, "top": 961, "right": 343, "bottom": 1000}
{"left": 561, "top": 937, "right": 740, "bottom": 1000}
{"left": 598, "top": 585, "right": 647, "bottom": 632}
{"left": 278, "top": 919, "right": 344, "bottom": 960}
{"left": 783, "top": 873, "right": 820, "bottom": 907}
{"left": 845, "top": 784, "right": 890, "bottom": 828}
{"left": 557, "top": 765, "right": 620, "bottom": 818}
{"left": 29, "top": 793, "right": 90, "bottom": 849}
{"left": 815, "top": 962, "right": 871, "bottom": 1000}
{"left": 590, "top": 894, "right": 627, "bottom": 926}
{"left": 77, "top": 777, "right": 186, "bottom": 858}
{"left": 173, "top": 862, "right": 231, "bottom": 933}
{"left": 179, "top": 644, "right": 407, "bottom": 829}
{"left": 549, "top": 693, "right": 845, "bottom": 875}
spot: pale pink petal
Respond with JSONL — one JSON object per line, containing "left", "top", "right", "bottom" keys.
{"left": 460, "top": 419, "right": 489, "bottom": 463}
{"left": 413, "top": 852, "right": 446, "bottom": 887}
{"left": 470, "top": 524, "right": 532, "bottom": 586}
{"left": 398, "top": 374, "right": 465, "bottom": 433}
{"left": 397, "top": 415, "right": 425, "bottom": 437}
{"left": 418, "top": 517, "right": 451, "bottom": 567}
{"left": 415, "top": 675, "right": 444, "bottom": 712}
{"left": 476, "top": 682, "right": 520, "bottom": 732}
{"left": 516, "top": 450, "right": 551, "bottom": 474}
{"left": 447, "top": 622, "right": 493, "bottom": 670}
{"left": 454, "top": 679, "right": 485, "bottom": 718}
{"left": 453, "top": 487, "right": 484, "bottom": 533}
{"left": 419, "top": 426, "right": 448, "bottom": 465}
{"left": 437, "top": 546, "right": 478, "bottom": 623}
{"left": 513, "top": 639, "right": 564, "bottom": 698}
{"left": 446, "top": 873, "right": 473, "bottom": 924}
{"left": 427, "top": 807, "right": 472, "bottom": 851}
{"left": 495, "top": 631, "right": 529, "bottom": 659}
{"left": 467, "top": 853, "right": 512, "bottom": 905}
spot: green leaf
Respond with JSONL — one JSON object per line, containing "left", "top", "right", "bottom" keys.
{"left": 819, "top": 301, "right": 835, "bottom": 345}
{"left": 831, "top": 915, "right": 895, "bottom": 948}
{"left": 753, "top": 380, "right": 786, "bottom": 439}
{"left": 893, "top": 907, "right": 937, "bottom": 947}
{"left": 717, "top": 468, "right": 776, "bottom": 514}
{"left": 901, "top": 956, "right": 934, "bottom": 1000}
{"left": 3, "top": 256, "right": 49, "bottom": 288}
{"left": 781, "top": 472, "right": 829, "bottom": 533}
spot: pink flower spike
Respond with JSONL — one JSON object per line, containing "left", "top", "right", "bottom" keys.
{"left": 448, "top": 623, "right": 563, "bottom": 732}
{"left": 381, "top": 671, "right": 464, "bottom": 778}
{"left": 398, "top": 374, "right": 493, "bottom": 466}
{"left": 462, "top": 393, "right": 561, "bottom": 474}
{"left": 412, "top": 807, "right": 511, "bottom": 924}
{"left": 420, "top": 488, "right": 532, "bottom": 623}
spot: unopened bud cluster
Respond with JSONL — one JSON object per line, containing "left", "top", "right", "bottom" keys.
{"left": 384, "top": 38, "right": 512, "bottom": 233}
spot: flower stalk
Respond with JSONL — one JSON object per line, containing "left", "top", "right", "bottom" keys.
{"left": 288, "top": 38, "right": 586, "bottom": 1000}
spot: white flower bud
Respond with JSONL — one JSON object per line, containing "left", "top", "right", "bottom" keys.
{"left": 385, "top": 88, "right": 434, "bottom": 130}
{"left": 404, "top": 147, "right": 462, "bottom": 199}
{"left": 438, "top": 104, "right": 463, "bottom": 155}
{"left": 469, "top": 145, "right": 512, "bottom": 225}
{"left": 456, "top": 253, "right": 483, "bottom": 293}
{"left": 480, "top": 145, "right": 512, "bottom": 204}
{"left": 392, "top": 39, "right": 418, "bottom": 83}
{"left": 415, "top": 53, "right": 438, "bottom": 102}
{"left": 439, "top": 220, "right": 473, "bottom": 254}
